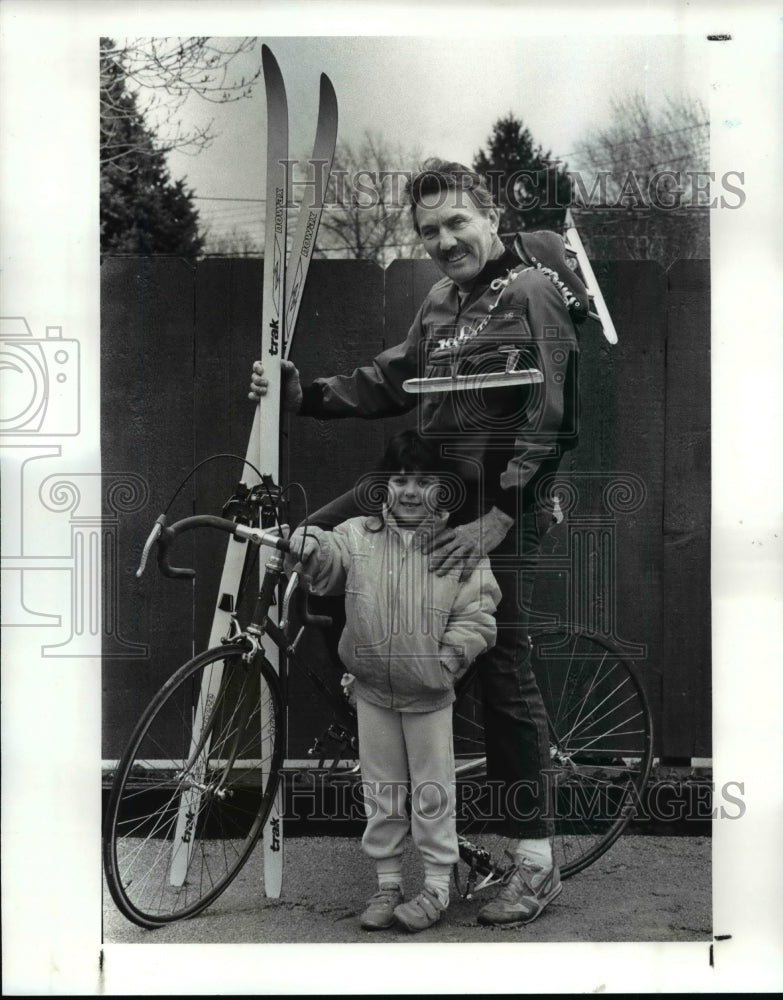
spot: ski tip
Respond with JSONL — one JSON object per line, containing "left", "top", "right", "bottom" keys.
{"left": 262, "top": 44, "right": 281, "bottom": 74}
{"left": 319, "top": 72, "right": 338, "bottom": 106}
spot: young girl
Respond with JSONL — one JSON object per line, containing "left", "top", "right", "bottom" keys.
{"left": 287, "top": 430, "right": 501, "bottom": 932}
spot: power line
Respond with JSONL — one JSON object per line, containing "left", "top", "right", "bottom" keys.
{"left": 573, "top": 150, "right": 709, "bottom": 173}
{"left": 194, "top": 195, "right": 266, "bottom": 203}
{"left": 551, "top": 120, "right": 709, "bottom": 162}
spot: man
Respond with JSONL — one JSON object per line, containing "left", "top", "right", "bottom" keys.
{"left": 250, "top": 160, "right": 584, "bottom": 926}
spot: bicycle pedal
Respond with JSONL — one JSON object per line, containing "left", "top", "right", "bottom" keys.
{"left": 292, "top": 769, "right": 317, "bottom": 790}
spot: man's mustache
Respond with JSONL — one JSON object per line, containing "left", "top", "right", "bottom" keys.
{"left": 438, "top": 244, "right": 469, "bottom": 262}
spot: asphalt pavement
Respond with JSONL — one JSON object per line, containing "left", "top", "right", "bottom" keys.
{"left": 103, "top": 832, "right": 711, "bottom": 945}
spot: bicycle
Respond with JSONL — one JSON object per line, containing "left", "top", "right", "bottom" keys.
{"left": 103, "top": 482, "right": 653, "bottom": 929}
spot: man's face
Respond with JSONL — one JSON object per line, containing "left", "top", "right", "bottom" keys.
{"left": 415, "top": 189, "right": 501, "bottom": 288}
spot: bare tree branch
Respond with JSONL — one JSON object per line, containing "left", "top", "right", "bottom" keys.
{"left": 202, "top": 223, "right": 263, "bottom": 257}
{"left": 317, "top": 131, "right": 426, "bottom": 265}
{"left": 100, "top": 36, "right": 262, "bottom": 164}
{"left": 571, "top": 93, "right": 710, "bottom": 264}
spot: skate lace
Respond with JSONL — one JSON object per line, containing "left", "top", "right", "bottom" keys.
{"left": 436, "top": 253, "right": 582, "bottom": 357}
{"left": 436, "top": 266, "right": 531, "bottom": 353}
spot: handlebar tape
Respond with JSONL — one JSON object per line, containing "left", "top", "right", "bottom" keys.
{"left": 154, "top": 515, "right": 290, "bottom": 579}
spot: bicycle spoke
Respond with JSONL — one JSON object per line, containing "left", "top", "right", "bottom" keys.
{"left": 556, "top": 650, "right": 610, "bottom": 737}
{"left": 551, "top": 635, "right": 585, "bottom": 730}
{"left": 558, "top": 672, "right": 638, "bottom": 747}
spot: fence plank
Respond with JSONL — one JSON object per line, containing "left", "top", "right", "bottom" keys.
{"left": 288, "top": 260, "right": 387, "bottom": 514}
{"left": 189, "top": 258, "right": 264, "bottom": 650}
{"left": 100, "top": 257, "right": 197, "bottom": 756}
{"left": 662, "top": 259, "right": 711, "bottom": 757}
{"left": 608, "top": 261, "right": 669, "bottom": 750}
{"left": 381, "top": 258, "right": 437, "bottom": 445}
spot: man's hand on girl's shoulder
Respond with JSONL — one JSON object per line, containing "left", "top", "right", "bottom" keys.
{"left": 424, "top": 509, "right": 513, "bottom": 579}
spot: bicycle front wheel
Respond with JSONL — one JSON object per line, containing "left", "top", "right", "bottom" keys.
{"left": 103, "top": 644, "right": 285, "bottom": 928}
{"left": 453, "top": 627, "right": 653, "bottom": 893}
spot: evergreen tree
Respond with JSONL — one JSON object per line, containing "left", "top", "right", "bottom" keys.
{"left": 473, "top": 114, "right": 571, "bottom": 234}
{"left": 100, "top": 38, "right": 204, "bottom": 255}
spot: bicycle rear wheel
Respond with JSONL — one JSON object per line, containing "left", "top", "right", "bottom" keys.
{"left": 453, "top": 626, "right": 653, "bottom": 894}
{"left": 103, "top": 643, "right": 285, "bottom": 928}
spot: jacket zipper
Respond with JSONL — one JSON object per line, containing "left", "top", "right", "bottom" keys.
{"left": 386, "top": 529, "right": 411, "bottom": 710}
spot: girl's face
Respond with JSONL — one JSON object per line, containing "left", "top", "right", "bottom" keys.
{"left": 386, "top": 470, "right": 441, "bottom": 527}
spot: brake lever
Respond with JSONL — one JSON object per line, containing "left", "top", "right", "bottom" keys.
{"left": 136, "top": 513, "right": 196, "bottom": 581}
{"left": 279, "top": 569, "right": 300, "bottom": 632}
{"left": 136, "top": 515, "right": 166, "bottom": 578}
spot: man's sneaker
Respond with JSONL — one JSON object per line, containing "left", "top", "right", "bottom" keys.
{"left": 477, "top": 859, "right": 561, "bottom": 926}
{"left": 359, "top": 885, "right": 404, "bottom": 930}
{"left": 393, "top": 887, "right": 448, "bottom": 932}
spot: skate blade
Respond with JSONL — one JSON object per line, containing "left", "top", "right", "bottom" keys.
{"left": 403, "top": 369, "right": 543, "bottom": 394}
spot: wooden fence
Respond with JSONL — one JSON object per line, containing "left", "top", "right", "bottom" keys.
{"left": 101, "top": 255, "right": 711, "bottom": 761}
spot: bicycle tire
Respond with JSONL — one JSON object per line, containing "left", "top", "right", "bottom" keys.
{"left": 453, "top": 626, "right": 653, "bottom": 895}
{"left": 103, "top": 643, "right": 285, "bottom": 928}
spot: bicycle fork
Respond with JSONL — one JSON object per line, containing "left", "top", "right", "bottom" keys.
{"left": 167, "top": 643, "right": 258, "bottom": 885}
{"left": 169, "top": 562, "right": 284, "bottom": 888}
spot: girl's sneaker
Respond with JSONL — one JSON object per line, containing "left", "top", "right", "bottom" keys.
{"left": 359, "top": 885, "right": 403, "bottom": 930}
{"left": 393, "top": 887, "right": 447, "bottom": 932}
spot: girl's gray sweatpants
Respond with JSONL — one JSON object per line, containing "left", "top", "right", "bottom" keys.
{"left": 356, "top": 695, "right": 459, "bottom": 871}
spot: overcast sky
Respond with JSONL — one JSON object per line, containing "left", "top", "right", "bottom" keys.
{"left": 156, "top": 33, "right": 712, "bottom": 240}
